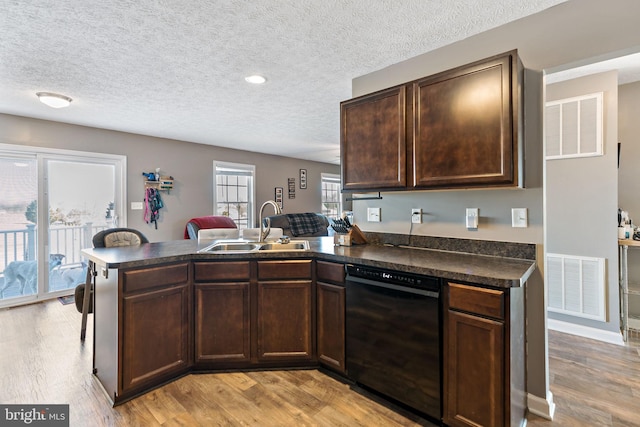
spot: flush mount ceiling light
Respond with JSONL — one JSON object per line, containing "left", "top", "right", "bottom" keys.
{"left": 244, "top": 75, "right": 266, "bottom": 84}
{"left": 36, "top": 92, "right": 73, "bottom": 108}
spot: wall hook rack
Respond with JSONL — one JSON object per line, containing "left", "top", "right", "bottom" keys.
{"left": 143, "top": 171, "right": 174, "bottom": 193}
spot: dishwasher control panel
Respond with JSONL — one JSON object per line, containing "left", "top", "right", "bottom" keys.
{"left": 346, "top": 264, "right": 439, "bottom": 291}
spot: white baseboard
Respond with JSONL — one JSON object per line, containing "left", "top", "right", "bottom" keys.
{"left": 547, "top": 318, "right": 625, "bottom": 346}
{"left": 528, "top": 391, "right": 555, "bottom": 420}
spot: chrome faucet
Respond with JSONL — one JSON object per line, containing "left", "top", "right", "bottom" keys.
{"left": 259, "top": 200, "right": 282, "bottom": 242}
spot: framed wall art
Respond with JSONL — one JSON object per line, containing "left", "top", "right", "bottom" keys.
{"left": 288, "top": 178, "right": 295, "bottom": 199}
{"left": 274, "top": 187, "right": 283, "bottom": 208}
{"left": 299, "top": 169, "right": 307, "bottom": 189}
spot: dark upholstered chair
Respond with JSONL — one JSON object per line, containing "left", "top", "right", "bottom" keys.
{"left": 184, "top": 216, "right": 237, "bottom": 239}
{"left": 77, "top": 228, "right": 148, "bottom": 341}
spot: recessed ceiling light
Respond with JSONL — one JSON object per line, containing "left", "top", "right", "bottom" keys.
{"left": 36, "top": 92, "right": 73, "bottom": 108}
{"left": 245, "top": 75, "right": 266, "bottom": 84}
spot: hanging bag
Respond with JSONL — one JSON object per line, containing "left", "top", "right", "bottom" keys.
{"left": 144, "top": 187, "right": 164, "bottom": 229}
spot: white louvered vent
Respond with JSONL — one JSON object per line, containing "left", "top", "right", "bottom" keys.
{"left": 546, "top": 253, "right": 606, "bottom": 321}
{"left": 545, "top": 92, "right": 603, "bottom": 159}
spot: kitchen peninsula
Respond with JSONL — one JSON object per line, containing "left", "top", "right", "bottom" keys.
{"left": 82, "top": 235, "right": 536, "bottom": 427}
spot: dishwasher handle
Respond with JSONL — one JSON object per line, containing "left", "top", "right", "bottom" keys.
{"left": 346, "top": 274, "right": 440, "bottom": 298}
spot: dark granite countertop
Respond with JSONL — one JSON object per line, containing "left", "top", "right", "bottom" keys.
{"left": 82, "top": 236, "right": 536, "bottom": 289}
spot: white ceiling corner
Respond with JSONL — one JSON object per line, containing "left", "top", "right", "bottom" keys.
{"left": 545, "top": 51, "right": 640, "bottom": 86}
{"left": 0, "top": 1, "right": 569, "bottom": 164}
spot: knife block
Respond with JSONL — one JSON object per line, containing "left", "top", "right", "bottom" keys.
{"left": 349, "top": 224, "right": 367, "bottom": 244}
{"left": 334, "top": 224, "right": 367, "bottom": 246}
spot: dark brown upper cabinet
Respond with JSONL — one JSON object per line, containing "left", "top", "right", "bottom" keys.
{"left": 340, "top": 50, "right": 523, "bottom": 192}
{"left": 340, "top": 85, "right": 407, "bottom": 191}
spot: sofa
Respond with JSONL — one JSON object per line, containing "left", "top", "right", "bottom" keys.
{"left": 262, "top": 213, "right": 330, "bottom": 237}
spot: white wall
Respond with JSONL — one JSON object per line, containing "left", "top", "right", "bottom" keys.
{"left": 0, "top": 113, "right": 340, "bottom": 242}
{"left": 545, "top": 71, "right": 619, "bottom": 333}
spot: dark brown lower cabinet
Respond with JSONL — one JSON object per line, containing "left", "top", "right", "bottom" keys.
{"left": 257, "top": 280, "right": 313, "bottom": 361}
{"left": 257, "top": 260, "right": 314, "bottom": 363}
{"left": 193, "top": 261, "right": 251, "bottom": 367}
{"left": 443, "top": 282, "right": 526, "bottom": 427}
{"left": 317, "top": 283, "right": 345, "bottom": 372}
{"left": 121, "top": 284, "right": 190, "bottom": 393}
{"left": 316, "top": 261, "right": 346, "bottom": 374}
{"left": 119, "top": 263, "right": 191, "bottom": 398}
{"left": 445, "top": 309, "right": 504, "bottom": 426}
{"left": 192, "top": 259, "right": 314, "bottom": 367}
{"left": 195, "top": 282, "right": 250, "bottom": 364}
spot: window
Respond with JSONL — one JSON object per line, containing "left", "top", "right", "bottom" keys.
{"left": 321, "top": 173, "right": 341, "bottom": 218}
{"left": 214, "top": 161, "right": 255, "bottom": 229}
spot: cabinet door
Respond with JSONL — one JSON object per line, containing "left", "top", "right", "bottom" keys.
{"left": 444, "top": 309, "right": 504, "bottom": 427}
{"left": 257, "top": 280, "right": 313, "bottom": 362}
{"left": 317, "top": 282, "right": 345, "bottom": 373}
{"left": 195, "top": 282, "right": 250, "bottom": 365}
{"left": 413, "top": 52, "right": 517, "bottom": 188}
{"left": 340, "top": 86, "right": 407, "bottom": 191}
{"left": 121, "top": 284, "right": 190, "bottom": 394}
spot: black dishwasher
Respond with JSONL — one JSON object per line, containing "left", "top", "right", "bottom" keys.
{"left": 345, "top": 264, "right": 441, "bottom": 422}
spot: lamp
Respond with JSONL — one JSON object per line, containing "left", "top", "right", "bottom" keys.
{"left": 36, "top": 92, "right": 72, "bottom": 108}
{"left": 244, "top": 75, "right": 266, "bottom": 84}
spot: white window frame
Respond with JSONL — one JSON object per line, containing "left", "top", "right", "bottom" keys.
{"left": 321, "top": 173, "right": 342, "bottom": 218}
{"left": 213, "top": 161, "right": 255, "bottom": 229}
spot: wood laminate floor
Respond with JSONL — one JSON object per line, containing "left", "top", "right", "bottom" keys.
{"left": 1, "top": 299, "right": 639, "bottom": 426}
{"left": 0, "top": 300, "right": 433, "bottom": 426}
{"left": 527, "top": 330, "right": 640, "bottom": 427}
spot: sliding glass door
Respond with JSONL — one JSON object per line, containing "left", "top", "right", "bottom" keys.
{"left": 45, "top": 159, "right": 117, "bottom": 296}
{"left": 0, "top": 145, "right": 125, "bottom": 308}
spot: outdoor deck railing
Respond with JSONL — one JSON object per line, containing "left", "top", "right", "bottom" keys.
{"left": 0, "top": 223, "right": 108, "bottom": 272}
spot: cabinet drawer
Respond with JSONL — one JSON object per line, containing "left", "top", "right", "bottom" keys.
{"left": 258, "top": 260, "right": 312, "bottom": 280}
{"left": 317, "top": 261, "right": 345, "bottom": 285}
{"left": 123, "top": 263, "right": 189, "bottom": 294}
{"left": 194, "top": 261, "right": 250, "bottom": 282}
{"left": 448, "top": 282, "right": 504, "bottom": 320}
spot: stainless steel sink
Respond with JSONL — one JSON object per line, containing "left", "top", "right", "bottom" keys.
{"left": 258, "top": 241, "right": 310, "bottom": 251}
{"left": 199, "top": 241, "right": 262, "bottom": 253}
{"left": 198, "top": 239, "right": 309, "bottom": 253}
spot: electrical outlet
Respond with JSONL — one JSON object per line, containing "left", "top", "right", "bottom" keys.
{"left": 367, "top": 207, "right": 381, "bottom": 222}
{"left": 411, "top": 208, "right": 422, "bottom": 224}
{"left": 466, "top": 208, "right": 479, "bottom": 230}
{"left": 131, "top": 202, "right": 144, "bottom": 210}
{"left": 512, "top": 208, "right": 528, "bottom": 228}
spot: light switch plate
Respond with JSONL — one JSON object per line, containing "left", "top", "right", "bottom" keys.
{"left": 466, "top": 208, "right": 479, "bottom": 230}
{"left": 367, "top": 207, "right": 381, "bottom": 222}
{"left": 512, "top": 208, "right": 528, "bottom": 228}
{"left": 131, "top": 202, "right": 144, "bottom": 210}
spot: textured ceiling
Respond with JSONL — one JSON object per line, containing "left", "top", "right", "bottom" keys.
{"left": 0, "top": 1, "right": 568, "bottom": 164}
